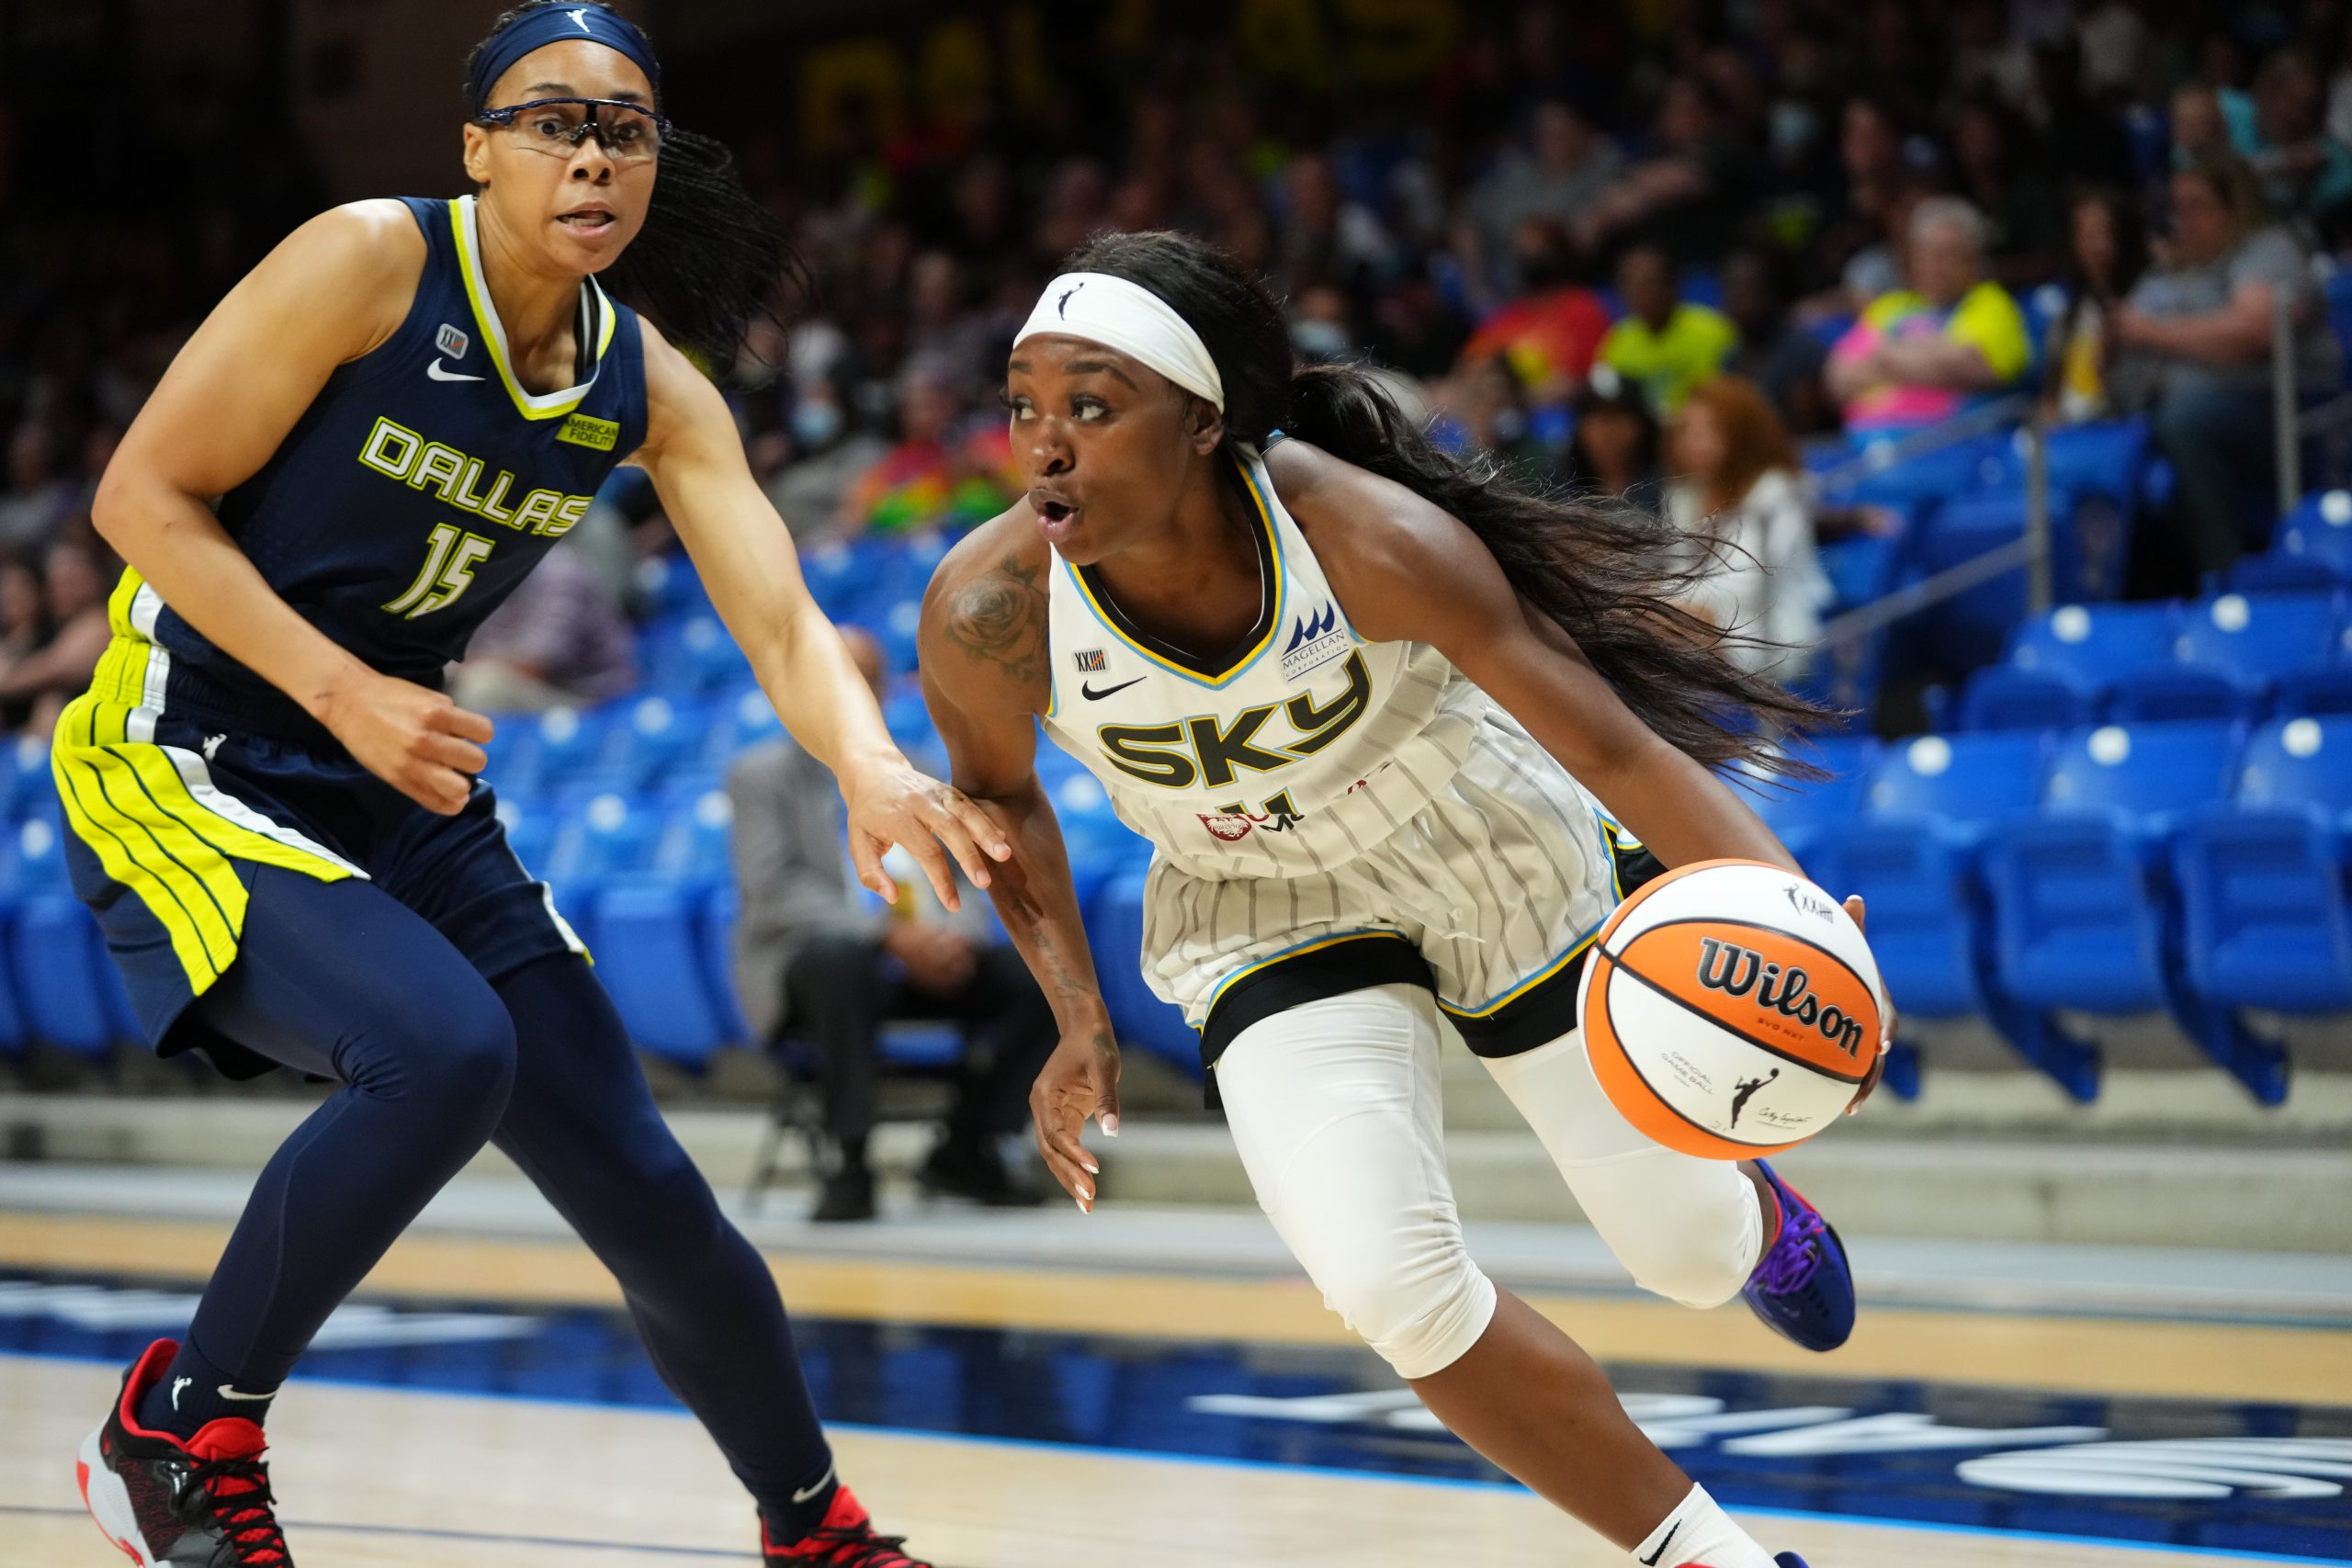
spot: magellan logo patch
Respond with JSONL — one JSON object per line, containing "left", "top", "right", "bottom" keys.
{"left": 1279, "top": 601, "right": 1349, "bottom": 680}
{"left": 557, "top": 412, "right": 619, "bottom": 451}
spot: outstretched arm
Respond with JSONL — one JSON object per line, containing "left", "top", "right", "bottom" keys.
{"left": 920, "top": 521, "right": 1120, "bottom": 1209}
{"left": 634, "top": 324, "right": 1008, "bottom": 906}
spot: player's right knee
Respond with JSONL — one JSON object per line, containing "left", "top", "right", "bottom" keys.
{"left": 1294, "top": 1226, "right": 1498, "bottom": 1381}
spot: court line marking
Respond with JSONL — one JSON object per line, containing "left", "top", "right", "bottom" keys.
{"left": 5, "top": 1350, "right": 2339, "bottom": 1567}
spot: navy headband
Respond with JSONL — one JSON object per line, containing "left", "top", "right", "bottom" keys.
{"left": 468, "top": 5, "right": 661, "bottom": 118}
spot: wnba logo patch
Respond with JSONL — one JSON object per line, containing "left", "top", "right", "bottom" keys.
{"left": 435, "top": 323, "right": 470, "bottom": 359}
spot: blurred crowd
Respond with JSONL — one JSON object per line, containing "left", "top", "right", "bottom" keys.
{"left": 9, "top": 0, "right": 2352, "bottom": 741}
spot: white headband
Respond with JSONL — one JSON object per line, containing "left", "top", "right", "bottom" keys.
{"left": 1015, "top": 272, "right": 1225, "bottom": 411}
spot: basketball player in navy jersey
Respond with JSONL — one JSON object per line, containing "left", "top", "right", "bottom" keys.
{"left": 67, "top": 6, "right": 987, "bottom": 1564}
{"left": 922, "top": 232, "right": 1892, "bottom": 1568}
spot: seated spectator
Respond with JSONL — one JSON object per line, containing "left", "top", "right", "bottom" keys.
{"left": 0, "top": 553, "right": 51, "bottom": 731}
{"left": 835, "top": 355, "right": 1021, "bottom": 538}
{"left": 1667, "top": 377, "right": 1833, "bottom": 679}
{"left": 2237, "top": 50, "right": 2352, "bottom": 243}
{"left": 1720, "top": 248, "right": 1831, "bottom": 434}
{"left": 0, "top": 422, "right": 78, "bottom": 554}
{"left": 1430, "top": 355, "right": 1562, "bottom": 491}
{"left": 728, "top": 628, "right": 1054, "bottom": 1224}
{"left": 1826, "top": 197, "right": 2033, "bottom": 436}
{"left": 1574, "top": 74, "right": 1755, "bottom": 265}
{"left": 1277, "top": 151, "right": 1401, "bottom": 299}
{"left": 1455, "top": 220, "right": 1611, "bottom": 402}
{"left": 2042, "top": 186, "right": 2152, "bottom": 423}
{"left": 0, "top": 522, "right": 116, "bottom": 737}
{"left": 447, "top": 539, "right": 637, "bottom": 714}
{"left": 1950, "top": 95, "right": 2064, "bottom": 289}
{"left": 1597, "top": 243, "right": 1738, "bottom": 414}
{"left": 1564, "top": 367, "right": 1665, "bottom": 512}
{"left": 764, "top": 377, "right": 891, "bottom": 542}
{"left": 2110, "top": 155, "right": 2341, "bottom": 581}
{"left": 1466, "top": 99, "right": 1623, "bottom": 287}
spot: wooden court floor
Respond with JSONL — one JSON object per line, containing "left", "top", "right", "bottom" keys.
{"left": 1, "top": 1212, "right": 2346, "bottom": 1567}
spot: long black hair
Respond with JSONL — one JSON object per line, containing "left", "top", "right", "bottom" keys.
{"left": 1062, "top": 231, "right": 1830, "bottom": 776}
{"left": 464, "top": 0, "right": 798, "bottom": 365}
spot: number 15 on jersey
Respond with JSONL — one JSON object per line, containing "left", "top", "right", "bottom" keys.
{"left": 383, "top": 523, "right": 495, "bottom": 619}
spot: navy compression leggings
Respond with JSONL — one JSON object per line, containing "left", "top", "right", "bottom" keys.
{"left": 158, "top": 866, "right": 831, "bottom": 1513}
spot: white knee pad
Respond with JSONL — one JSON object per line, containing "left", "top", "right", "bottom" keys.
{"left": 1216, "top": 984, "right": 1499, "bottom": 1379}
{"left": 1268, "top": 1114, "right": 1500, "bottom": 1379}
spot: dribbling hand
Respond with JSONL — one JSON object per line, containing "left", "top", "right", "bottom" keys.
{"left": 1842, "top": 894, "right": 1895, "bottom": 1115}
{"left": 1031, "top": 1025, "right": 1120, "bottom": 1213}
{"left": 319, "top": 669, "right": 492, "bottom": 816}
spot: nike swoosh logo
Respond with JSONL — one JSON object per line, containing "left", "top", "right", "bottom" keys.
{"left": 426, "top": 360, "right": 485, "bottom": 382}
{"left": 1637, "top": 1520, "right": 1680, "bottom": 1566}
{"left": 790, "top": 1464, "right": 835, "bottom": 1505}
{"left": 1081, "top": 677, "right": 1146, "bottom": 701}
{"left": 217, "top": 1385, "right": 274, "bottom": 1402}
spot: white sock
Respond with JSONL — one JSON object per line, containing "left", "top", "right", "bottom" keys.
{"left": 1629, "top": 1484, "right": 1777, "bottom": 1568}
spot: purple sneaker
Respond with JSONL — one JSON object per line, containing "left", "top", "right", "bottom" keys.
{"left": 1775, "top": 1556, "right": 1811, "bottom": 1567}
{"left": 1740, "top": 1161, "right": 1855, "bottom": 1352}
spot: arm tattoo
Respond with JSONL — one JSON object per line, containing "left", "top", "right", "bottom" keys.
{"left": 941, "top": 549, "right": 1048, "bottom": 686}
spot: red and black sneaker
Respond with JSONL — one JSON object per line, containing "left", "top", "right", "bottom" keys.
{"left": 762, "top": 1485, "right": 933, "bottom": 1567}
{"left": 76, "top": 1339, "right": 292, "bottom": 1566}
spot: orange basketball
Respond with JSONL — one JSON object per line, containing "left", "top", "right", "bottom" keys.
{"left": 1576, "top": 858, "right": 1888, "bottom": 1159}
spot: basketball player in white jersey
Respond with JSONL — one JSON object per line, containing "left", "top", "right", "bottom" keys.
{"left": 919, "top": 232, "right": 1887, "bottom": 1568}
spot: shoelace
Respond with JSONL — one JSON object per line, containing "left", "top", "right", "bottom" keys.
{"left": 788, "top": 1525, "right": 922, "bottom": 1567}
{"left": 181, "top": 1453, "right": 290, "bottom": 1566}
{"left": 1751, "top": 1204, "right": 1827, "bottom": 1296}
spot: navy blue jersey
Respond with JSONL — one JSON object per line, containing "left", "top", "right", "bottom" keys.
{"left": 121, "top": 194, "right": 649, "bottom": 739}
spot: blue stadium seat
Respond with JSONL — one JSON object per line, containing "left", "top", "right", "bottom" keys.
{"left": 2275, "top": 489, "right": 2352, "bottom": 579}
{"left": 597, "top": 694, "right": 714, "bottom": 788}
{"left": 2103, "top": 663, "right": 2255, "bottom": 725}
{"left": 0, "top": 735, "right": 53, "bottom": 823}
{"left": 594, "top": 876, "right": 729, "bottom": 1069}
{"left": 634, "top": 551, "right": 713, "bottom": 618}
{"left": 651, "top": 774, "right": 734, "bottom": 888}
{"left": 702, "top": 684, "right": 785, "bottom": 769}
{"left": 1864, "top": 732, "right": 2046, "bottom": 837}
{"left": 1815, "top": 533, "right": 1903, "bottom": 611}
{"left": 2177, "top": 804, "right": 2352, "bottom": 1018}
{"left": 2040, "top": 722, "right": 2242, "bottom": 828}
{"left": 2172, "top": 592, "right": 2342, "bottom": 690}
{"left": 1738, "top": 737, "right": 1878, "bottom": 862}
{"left": 1084, "top": 871, "right": 1199, "bottom": 1075}
{"left": 2008, "top": 603, "right": 2177, "bottom": 695}
{"left": 1985, "top": 720, "right": 2284, "bottom": 1101}
{"left": 492, "top": 704, "right": 614, "bottom": 799}
{"left": 2224, "top": 549, "right": 2347, "bottom": 593}
{"left": 1907, "top": 491, "right": 2082, "bottom": 671}
{"left": 2236, "top": 715, "right": 2352, "bottom": 820}
{"left": 2172, "top": 716, "right": 2352, "bottom": 1067}
{"left": 640, "top": 611, "right": 751, "bottom": 694}
{"left": 540, "top": 785, "right": 664, "bottom": 949}
{"left": 697, "top": 885, "right": 752, "bottom": 1044}
{"left": 6, "top": 815, "right": 130, "bottom": 1059}
{"left": 2271, "top": 662, "right": 2352, "bottom": 718}
{"left": 1950, "top": 665, "right": 2098, "bottom": 732}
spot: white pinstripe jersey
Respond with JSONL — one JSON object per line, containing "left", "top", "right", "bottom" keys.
{"left": 1041, "top": 448, "right": 1546, "bottom": 884}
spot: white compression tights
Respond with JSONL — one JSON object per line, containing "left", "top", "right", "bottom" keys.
{"left": 1215, "top": 983, "right": 1767, "bottom": 1379}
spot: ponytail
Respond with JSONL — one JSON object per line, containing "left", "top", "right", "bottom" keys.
{"left": 600, "top": 125, "right": 799, "bottom": 365}
{"left": 1059, "top": 231, "right": 1831, "bottom": 780}
{"left": 1281, "top": 363, "right": 1830, "bottom": 775}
